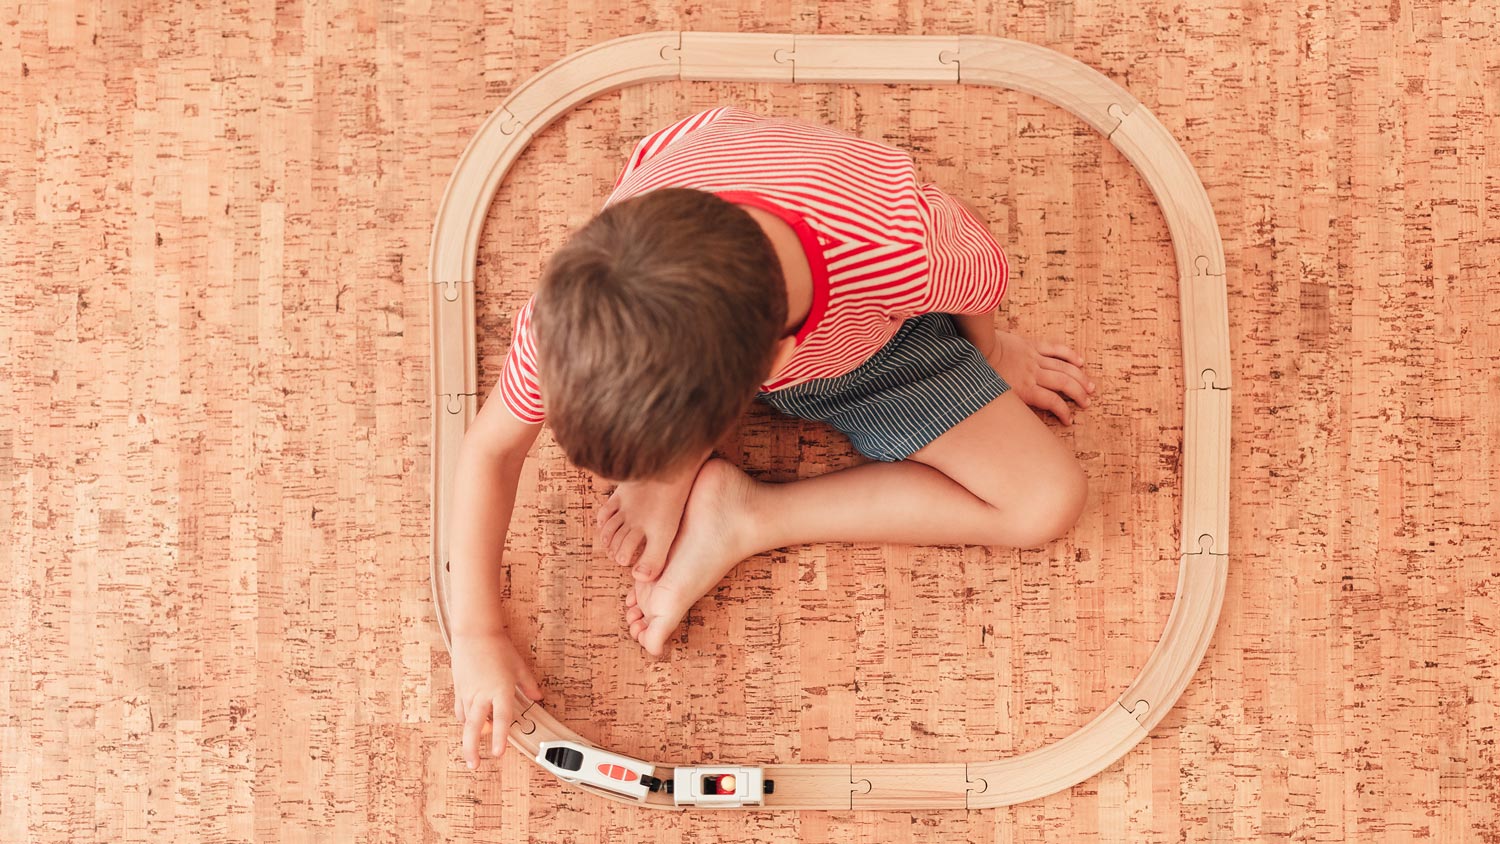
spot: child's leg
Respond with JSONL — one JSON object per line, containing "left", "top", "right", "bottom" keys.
{"left": 625, "top": 390, "right": 1086, "bottom": 655}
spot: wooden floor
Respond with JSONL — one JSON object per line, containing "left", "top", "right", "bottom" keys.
{"left": 3, "top": 2, "right": 1497, "bottom": 842}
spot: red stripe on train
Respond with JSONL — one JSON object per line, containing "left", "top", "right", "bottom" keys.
{"left": 598, "top": 763, "right": 639, "bottom": 783}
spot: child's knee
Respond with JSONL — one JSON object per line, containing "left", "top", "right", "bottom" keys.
{"left": 1006, "top": 460, "right": 1087, "bottom": 549}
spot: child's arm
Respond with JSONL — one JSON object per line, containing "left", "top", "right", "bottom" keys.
{"left": 447, "top": 382, "right": 545, "bottom": 769}
{"left": 955, "top": 309, "right": 997, "bottom": 359}
{"left": 945, "top": 194, "right": 1001, "bottom": 359}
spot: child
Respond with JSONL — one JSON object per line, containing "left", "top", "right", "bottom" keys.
{"left": 446, "top": 107, "right": 1096, "bottom": 768}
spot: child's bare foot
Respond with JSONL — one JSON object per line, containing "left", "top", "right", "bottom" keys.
{"left": 624, "top": 459, "right": 757, "bottom": 656}
{"left": 595, "top": 453, "right": 708, "bottom": 581}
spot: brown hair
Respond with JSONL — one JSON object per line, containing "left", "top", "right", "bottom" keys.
{"left": 530, "top": 187, "right": 788, "bottom": 481}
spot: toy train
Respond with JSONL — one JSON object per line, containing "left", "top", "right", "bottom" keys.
{"left": 534, "top": 740, "right": 773, "bottom": 807}
{"left": 669, "top": 764, "right": 771, "bottom": 807}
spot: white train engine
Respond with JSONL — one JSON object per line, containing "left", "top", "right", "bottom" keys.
{"left": 534, "top": 741, "right": 665, "bottom": 801}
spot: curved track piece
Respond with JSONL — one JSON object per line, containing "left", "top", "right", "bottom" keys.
{"left": 429, "top": 31, "right": 1231, "bottom": 810}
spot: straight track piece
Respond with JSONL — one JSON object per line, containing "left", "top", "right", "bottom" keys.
{"left": 430, "top": 391, "right": 475, "bottom": 647}
{"left": 759, "top": 764, "right": 863, "bottom": 810}
{"left": 672, "top": 31, "right": 795, "bottom": 81}
{"left": 431, "top": 281, "right": 475, "bottom": 399}
{"left": 1108, "top": 106, "right": 1226, "bottom": 278}
{"left": 944, "top": 35, "right": 1140, "bottom": 137}
{"left": 1118, "top": 542, "right": 1229, "bottom": 731}
{"left": 1184, "top": 257, "right": 1233, "bottom": 390}
{"left": 966, "top": 704, "right": 1147, "bottom": 807}
{"left": 1181, "top": 388, "right": 1230, "bottom": 556}
{"left": 784, "top": 34, "right": 959, "bottom": 83}
{"left": 851, "top": 763, "right": 970, "bottom": 810}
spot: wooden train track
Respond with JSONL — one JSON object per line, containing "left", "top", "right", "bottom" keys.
{"left": 428, "top": 31, "right": 1231, "bottom": 810}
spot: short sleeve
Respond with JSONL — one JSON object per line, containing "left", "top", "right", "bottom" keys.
{"left": 605, "top": 106, "right": 739, "bottom": 202}
{"left": 498, "top": 297, "right": 545, "bottom": 424}
{"left": 916, "top": 183, "right": 1010, "bottom": 315}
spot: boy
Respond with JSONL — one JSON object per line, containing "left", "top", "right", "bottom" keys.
{"left": 447, "top": 107, "right": 1096, "bottom": 768}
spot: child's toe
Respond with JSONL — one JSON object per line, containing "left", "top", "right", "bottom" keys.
{"left": 633, "top": 542, "right": 668, "bottom": 581}
{"left": 595, "top": 496, "right": 619, "bottom": 526}
{"left": 598, "top": 511, "right": 625, "bottom": 551}
{"left": 641, "top": 622, "right": 672, "bottom": 657}
{"left": 621, "top": 531, "right": 647, "bottom": 567}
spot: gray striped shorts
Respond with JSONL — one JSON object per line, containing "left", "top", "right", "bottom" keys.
{"left": 756, "top": 313, "right": 1011, "bottom": 462}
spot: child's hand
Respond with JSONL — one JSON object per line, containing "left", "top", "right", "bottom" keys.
{"left": 451, "top": 631, "right": 544, "bottom": 770}
{"left": 986, "top": 331, "right": 1096, "bottom": 425}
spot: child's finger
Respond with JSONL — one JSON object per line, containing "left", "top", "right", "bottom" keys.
{"left": 1039, "top": 340, "right": 1085, "bottom": 368}
{"left": 454, "top": 691, "right": 464, "bottom": 722}
{"left": 462, "top": 699, "right": 488, "bottom": 769}
{"left": 1040, "top": 356, "right": 1095, "bottom": 394}
{"left": 1038, "top": 369, "right": 1091, "bottom": 408}
{"left": 491, "top": 697, "right": 509, "bottom": 759}
{"left": 516, "top": 664, "right": 544, "bottom": 701}
{"left": 1038, "top": 391, "right": 1073, "bottom": 426}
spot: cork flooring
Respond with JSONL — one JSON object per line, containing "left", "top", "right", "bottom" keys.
{"left": 3, "top": 2, "right": 1497, "bottom": 842}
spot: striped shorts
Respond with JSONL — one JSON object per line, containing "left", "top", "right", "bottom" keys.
{"left": 756, "top": 313, "right": 1011, "bottom": 462}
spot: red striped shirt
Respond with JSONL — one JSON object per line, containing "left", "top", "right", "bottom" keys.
{"left": 499, "top": 106, "right": 1009, "bottom": 424}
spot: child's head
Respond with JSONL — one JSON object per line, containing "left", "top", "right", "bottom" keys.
{"left": 531, "top": 188, "right": 788, "bottom": 482}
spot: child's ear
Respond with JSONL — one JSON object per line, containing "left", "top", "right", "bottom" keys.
{"left": 766, "top": 335, "right": 798, "bottom": 379}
